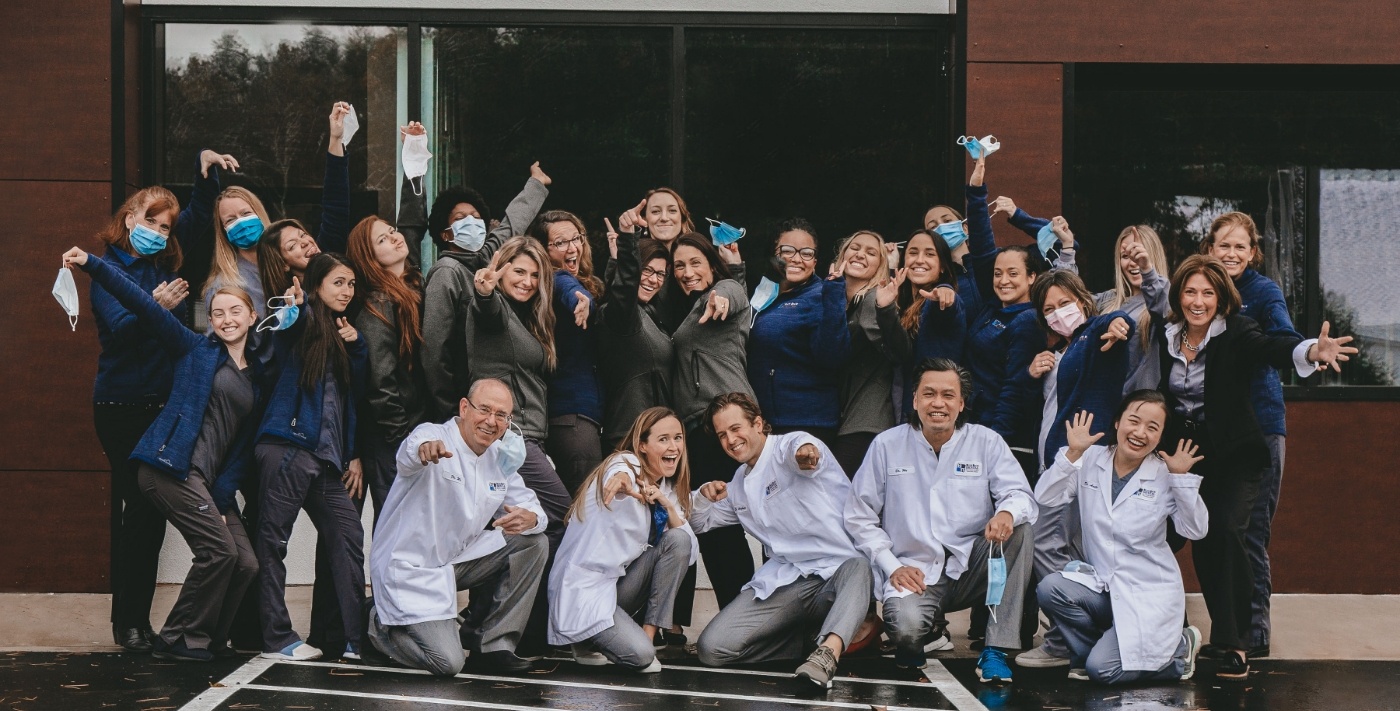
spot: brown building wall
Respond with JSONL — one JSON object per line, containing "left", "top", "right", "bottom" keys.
{"left": 0, "top": 0, "right": 116, "bottom": 592}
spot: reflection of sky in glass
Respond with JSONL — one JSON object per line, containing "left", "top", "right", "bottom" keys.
{"left": 1320, "top": 169, "right": 1400, "bottom": 329}
{"left": 165, "top": 24, "right": 381, "bottom": 68}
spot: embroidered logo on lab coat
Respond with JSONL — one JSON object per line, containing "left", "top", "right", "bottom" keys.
{"left": 764, "top": 480, "right": 780, "bottom": 499}
{"left": 954, "top": 461, "right": 982, "bottom": 476}
{"left": 1131, "top": 487, "right": 1158, "bottom": 502}
{"left": 487, "top": 481, "right": 506, "bottom": 493}
{"left": 1082, "top": 479, "right": 1100, "bottom": 490}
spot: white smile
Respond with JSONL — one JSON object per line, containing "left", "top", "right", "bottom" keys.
{"left": 1189, "top": 307, "right": 1207, "bottom": 316}
{"left": 1126, "top": 436, "right": 1147, "bottom": 448}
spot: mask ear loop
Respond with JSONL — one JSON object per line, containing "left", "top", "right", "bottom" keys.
{"left": 256, "top": 311, "right": 281, "bottom": 333}
{"left": 68, "top": 314, "right": 78, "bottom": 332}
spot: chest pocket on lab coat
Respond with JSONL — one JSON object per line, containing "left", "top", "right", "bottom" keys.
{"left": 945, "top": 465, "right": 992, "bottom": 530}
{"left": 1118, "top": 489, "right": 1166, "bottom": 546}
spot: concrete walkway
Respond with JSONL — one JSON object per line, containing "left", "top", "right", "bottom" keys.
{"left": 2, "top": 588, "right": 1397, "bottom": 660}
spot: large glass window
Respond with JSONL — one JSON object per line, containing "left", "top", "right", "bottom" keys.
{"left": 1070, "top": 64, "right": 1400, "bottom": 387}
{"left": 159, "top": 23, "right": 407, "bottom": 288}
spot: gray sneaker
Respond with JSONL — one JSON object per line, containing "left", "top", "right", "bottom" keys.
{"left": 1016, "top": 644, "right": 1071, "bottom": 668}
{"left": 795, "top": 646, "right": 838, "bottom": 688}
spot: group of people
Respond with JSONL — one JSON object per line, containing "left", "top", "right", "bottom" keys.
{"left": 68, "top": 102, "right": 1357, "bottom": 691}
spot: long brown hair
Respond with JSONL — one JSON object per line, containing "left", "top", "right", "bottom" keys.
{"left": 257, "top": 218, "right": 311, "bottom": 300}
{"left": 98, "top": 187, "right": 184, "bottom": 273}
{"left": 898, "top": 229, "right": 958, "bottom": 333}
{"left": 346, "top": 216, "right": 424, "bottom": 365}
{"left": 527, "top": 210, "right": 605, "bottom": 299}
{"left": 204, "top": 186, "right": 271, "bottom": 295}
{"left": 1103, "top": 225, "right": 1168, "bottom": 349}
{"left": 567, "top": 407, "right": 691, "bottom": 523}
{"left": 495, "top": 236, "right": 558, "bottom": 371}
{"left": 1029, "top": 269, "right": 1099, "bottom": 345}
{"left": 296, "top": 253, "right": 358, "bottom": 390}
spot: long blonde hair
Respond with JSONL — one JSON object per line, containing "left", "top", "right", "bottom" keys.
{"left": 567, "top": 407, "right": 691, "bottom": 523}
{"left": 203, "top": 186, "right": 272, "bottom": 295}
{"left": 495, "top": 236, "right": 558, "bottom": 371}
{"left": 836, "top": 230, "right": 886, "bottom": 303}
{"left": 1102, "top": 225, "right": 1168, "bottom": 348}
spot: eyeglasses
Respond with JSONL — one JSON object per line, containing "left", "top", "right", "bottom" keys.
{"left": 641, "top": 266, "right": 667, "bottom": 280}
{"left": 548, "top": 235, "right": 584, "bottom": 251}
{"left": 465, "top": 397, "right": 513, "bottom": 426}
{"left": 777, "top": 245, "right": 817, "bottom": 262}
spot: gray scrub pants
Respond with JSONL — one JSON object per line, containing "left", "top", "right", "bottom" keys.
{"left": 582, "top": 526, "right": 691, "bottom": 669}
{"left": 369, "top": 533, "right": 548, "bottom": 677}
{"left": 136, "top": 464, "right": 258, "bottom": 651}
{"left": 1037, "top": 572, "right": 1188, "bottom": 684}
{"left": 884, "top": 523, "right": 1033, "bottom": 659}
{"left": 696, "top": 556, "right": 873, "bottom": 666}
{"left": 1033, "top": 500, "right": 1084, "bottom": 658}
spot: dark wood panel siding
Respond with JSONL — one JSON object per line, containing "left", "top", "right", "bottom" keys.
{"left": 0, "top": 471, "right": 110, "bottom": 592}
{"left": 965, "top": 62, "right": 1063, "bottom": 241}
{"left": 968, "top": 0, "right": 1400, "bottom": 65}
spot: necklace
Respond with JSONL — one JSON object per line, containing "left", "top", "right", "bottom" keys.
{"left": 1181, "top": 331, "right": 1204, "bottom": 353}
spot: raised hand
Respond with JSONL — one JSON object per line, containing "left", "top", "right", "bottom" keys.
{"left": 329, "top": 101, "right": 351, "bottom": 144}
{"left": 152, "top": 278, "right": 190, "bottom": 310}
{"left": 1099, "top": 316, "right": 1130, "bottom": 352}
{"left": 474, "top": 256, "right": 504, "bottom": 297}
{"left": 828, "top": 256, "right": 847, "bottom": 281}
{"left": 1050, "top": 215, "right": 1074, "bottom": 248}
{"left": 718, "top": 242, "right": 743, "bottom": 265}
{"left": 417, "top": 440, "right": 453, "bottom": 465}
{"left": 1309, "top": 321, "right": 1359, "bottom": 372}
{"left": 969, "top": 154, "right": 987, "bottom": 187}
{"left": 990, "top": 196, "right": 1018, "bottom": 219}
{"left": 699, "top": 290, "right": 730, "bottom": 324}
{"left": 573, "top": 291, "right": 591, "bottom": 329}
{"left": 529, "top": 161, "right": 552, "bottom": 187}
{"left": 1122, "top": 227, "right": 1151, "bottom": 273}
{"left": 795, "top": 443, "right": 821, "bottom": 471}
{"left": 61, "top": 247, "right": 89, "bottom": 268}
{"left": 1064, "top": 410, "right": 1104, "bottom": 460}
{"left": 399, "top": 121, "right": 425, "bottom": 140}
{"left": 285, "top": 275, "right": 304, "bottom": 306}
{"left": 890, "top": 565, "right": 926, "bottom": 594}
{"left": 884, "top": 242, "right": 902, "bottom": 269}
{"left": 602, "top": 471, "right": 643, "bottom": 510}
{"left": 918, "top": 284, "right": 958, "bottom": 311}
{"left": 492, "top": 504, "right": 538, "bottom": 535}
{"left": 604, "top": 217, "right": 619, "bottom": 260}
{"left": 698, "top": 480, "right": 728, "bottom": 503}
{"left": 1028, "top": 350, "right": 1056, "bottom": 379}
{"left": 875, "top": 268, "right": 908, "bottom": 308}
{"left": 336, "top": 317, "right": 358, "bottom": 342}
{"left": 199, "top": 150, "right": 240, "bottom": 179}
{"left": 1158, "top": 439, "right": 1204, "bottom": 474}
{"left": 618, "top": 199, "right": 647, "bottom": 234}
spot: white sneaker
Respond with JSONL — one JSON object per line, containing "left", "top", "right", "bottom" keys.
{"left": 1067, "top": 667, "right": 1089, "bottom": 681}
{"left": 1181, "top": 625, "right": 1203, "bottom": 680}
{"left": 1016, "top": 644, "right": 1071, "bottom": 668}
{"left": 880, "top": 634, "right": 953, "bottom": 657}
{"left": 260, "top": 641, "right": 323, "bottom": 661}
{"left": 638, "top": 656, "right": 662, "bottom": 673}
{"left": 571, "top": 644, "right": 612, "bottom": 666}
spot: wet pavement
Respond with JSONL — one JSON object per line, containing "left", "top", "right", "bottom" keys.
{"left": 1, "top": 650, "right": 1397, "bottom": 710}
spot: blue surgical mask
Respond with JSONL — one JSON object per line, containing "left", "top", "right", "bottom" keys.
{"left": 957, "top": 134, "right": 1001, "bottom": 159}
{"left": 1036, "top": 223, "right": 1059, "bottom": 258}
{"left": 751, "top": 276, "right": 780, "bottom": 316}
{"left": 450, "top": 215, "right": 487, "bottom": 252}
{"left": 226, "top": 215, "right": 265, "bottom": 250}
{"left": 256, "top": 296, "right": 299, "bottom": 332}
{"left": 130, "top": 224, "right": 168, "bottom": 256}
{"left": 985, "top": 541, "right": 1007, "bottom": 621}
{"left": 934, "top": 220, "right": 968, "bottom": 251}
{"left": 497, "top": 425, "right": 527, "bottom": 474}
{"left": 707, "top": 217, "right": 746, "bottom": 246}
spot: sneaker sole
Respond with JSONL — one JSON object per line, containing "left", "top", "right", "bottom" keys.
{"left": 259, "top": 652, "right": 324, "bottom": 661}
{"left": 574, "top": 655, "right": 613, "bottom": 667}
{"left": 794, "top": 669, "right": 834, "bottom": 689}
{"left": 1180, "top": 627, "right": 1202, "bottom": 681}
{"left": 881, "top": 636, "right": 953, "bottom": 658}
{"left": 1016, "top": 653, "right": 1071, "bottom": 668}
{"left": 976, "top": 667, "right": 1012, "bottom": 685}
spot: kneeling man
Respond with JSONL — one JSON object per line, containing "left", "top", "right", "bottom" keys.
{"left": 692, "top": 393, "right": 873, "bottom": 688}
{"left": 367, "top": 378, "right": 548, "bottom": 676}
{"left": 846, "top": 358, "right": 1037, "bottom": 684}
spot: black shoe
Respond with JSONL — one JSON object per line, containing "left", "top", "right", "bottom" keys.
{"left": 1248, "top": 644, "right": 1270, "bottom": 659}
{"left": 1198, "top": 644, "right": 1231, "bottom": 660}
{"left": 114, "top": 626, "right": 152, "bottom": 652}
{"left": 151, "top": 637, "right": 214, "bottom": 663}
{"left": 208, "top": 642, "right": 241, "bottom": 660}
{"left": 472, "top": 650, "right": 533, "bottom": 673}
{"left": 1215, "top": 650, "right": 1249, "bottom": 681}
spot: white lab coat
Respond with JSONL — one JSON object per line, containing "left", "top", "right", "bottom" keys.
{"left": 1035, "top": 445, "right": 1209, "bottom": 671}
{"left": 369, "top": 419, "right": 547, "bottom": 627}
{"left": 845, "top": 423, "right": 1038, "bottom": 600}
{"left": 689, "top": 432, "right": 859, "bottom": 600}
{"left": 548, "top": 453, "right": 698, "bottom": 645}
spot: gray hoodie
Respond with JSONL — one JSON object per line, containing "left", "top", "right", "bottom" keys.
{"left": 838, "top": 292, "right": 911, "bottom": 437}
{"left": 670, "top": 278, "right": 753, "bottom": 424}
{"left": 596, "top": 232, "right": 674, "bottom": 442}
{"left": 466, "top": 290, "right": 551, "bottom": 440}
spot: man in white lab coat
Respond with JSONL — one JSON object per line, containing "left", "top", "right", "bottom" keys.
{"left": 846, "top": 358, "right": 1037, "bottom": 684}
{"left": 366, "top": 378, "right": 549, "bottom": 676}
{"left": 690, "top": 392, "right": 873, "bottom": 689}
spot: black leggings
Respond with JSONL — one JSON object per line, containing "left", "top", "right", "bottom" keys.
{"left": 94, "top": 403, "right": 168, "bottom": 631}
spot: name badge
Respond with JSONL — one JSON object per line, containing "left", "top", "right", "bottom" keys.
{"left": 954, "top": 461, "right": 982, "bottom": 477}
{"left": 890, "top": 466, "right": 913, "bottom": 477}
{"left": 1131, "top": 487, "right": 1158, "bottom": 502}
{"left": 487, "top": 481, "right": 506, "bottom": 493}
{"left": 764, "top": 480, "right": 780, "bottom": 499}
{"left": 1082, "top": 479, "right": 1100, "bottom": 491}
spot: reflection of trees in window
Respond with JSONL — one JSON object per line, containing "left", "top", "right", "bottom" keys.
{"left": 164, "top": 27, "right": 399, "bottom": 218}
{"left": 1318, "top": 290, "right": 1396, "bottom": 386}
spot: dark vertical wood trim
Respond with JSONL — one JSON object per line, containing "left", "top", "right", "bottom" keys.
{"left": 1061, "top": 62, "right": 1074, "bottom": 216}
{"left": 670, "top": 24, "right": 685, "bottom": 191}
{"left": 407, "top": 23, "right": 422, "bottom": 122}
{"left": 1304, "top": 166, "right": 1322, "bottom": 336}
{"left": 948, "top": 0, "right": 966, "bottom": 202}
{"left": 110, "top": 0, "right": 124, "bottom": 202}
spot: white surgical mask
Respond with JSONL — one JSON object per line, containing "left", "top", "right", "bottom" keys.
{"left": 402, "top": 133, "right": 432, "bottom": 196}
{"left": 53, "top": 267, "right": 79, "bottom": 331}
{"left": 341, "top": 104, "right": 360, "bottom": 147}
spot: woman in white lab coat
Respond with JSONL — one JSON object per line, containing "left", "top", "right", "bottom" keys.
{"left": 1034, "top": 390, "right": 1210, "bottom": 685}
{"left": 548, "top": 407, "right": 698, "bottom": 671}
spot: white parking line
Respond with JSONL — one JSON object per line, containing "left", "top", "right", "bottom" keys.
{"left": 177, "top": 656, "right": 277, "bottom": 711}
